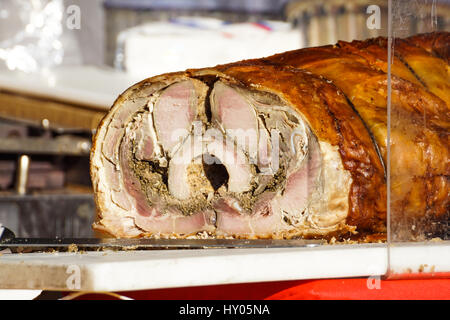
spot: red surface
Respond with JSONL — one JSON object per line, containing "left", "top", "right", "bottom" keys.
{"left": 266, "top": 278, "right": 450, "bottom": 300}
{"left": 70, "top": 278, "right": 450, "bottom": 300}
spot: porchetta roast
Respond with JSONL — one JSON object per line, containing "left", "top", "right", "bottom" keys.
{"left": 91, "top": 32, "right": 449, "bottom": 240}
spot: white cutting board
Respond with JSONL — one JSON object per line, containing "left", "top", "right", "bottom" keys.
{"left": 388, "top": 241, "right": 450, "bottom": 276}
{"left": 1, "top": 242, "right": 448, "bottom": 292}
{"left": 0, "top": 244, "right": 388, "bottom": 292}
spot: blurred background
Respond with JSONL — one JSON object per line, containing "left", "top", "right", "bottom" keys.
{"left": 0, "top": 0, "right": 448, "bottom": 238}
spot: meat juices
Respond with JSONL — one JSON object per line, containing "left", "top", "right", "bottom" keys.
{"left": 91, "top": 33, "right": 449, "bottom": 239}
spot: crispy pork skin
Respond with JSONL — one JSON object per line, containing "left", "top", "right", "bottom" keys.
{"left": 91, "top": 33, "right": 449, "bottom": 239}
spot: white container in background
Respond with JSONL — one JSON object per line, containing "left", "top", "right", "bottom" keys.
{"left": 116, "top": 17, "right": 303, "bottom": 78}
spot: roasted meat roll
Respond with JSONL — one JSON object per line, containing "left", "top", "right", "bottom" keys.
{"left": 91, "top": 32, "right": 449, "bottom": 239}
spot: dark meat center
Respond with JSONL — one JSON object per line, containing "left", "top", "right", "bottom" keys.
{"left": 202, "top": 153, "right": 229, "bottom": 191}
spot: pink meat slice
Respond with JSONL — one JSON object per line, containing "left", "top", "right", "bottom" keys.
{"left": 102, "top": 99, "right": 146, "bottom": 162}
{"left": 214, "top": 135, "right": 321, "bottom": 237}
{"left": 119, "top": 134, "right": 153, "bottom": 217}
{"left": 214, "top": 199, "right": 254, "bottom": 235}
{"left": 275, "top": 135, "right": 321, "bottom": 216}
{"left": 211, "top": 81, "right": 259, "bottom": 159}
{"left": 153, "top": 80, "right": 197, "bottom": 155}
{"left": 101, "top": 158, "right": 132, "bottom": 211}
{"left": 134, "top": 207, "right": 215, "bottom": 235}
{"left": 214, "top": 192, "right": 280, "bottom": 237}
{"left": 134, "top": 114, "right": 155, "bottom": 161}
{"left": 102, "top": 159, "right": 120, "bottom": 191}
{"left": 102, "top": 126, "right": 122, "bottom": 163}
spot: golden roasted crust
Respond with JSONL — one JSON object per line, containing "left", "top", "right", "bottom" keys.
{"left": 337, "top": 38, "right": 422, "bottom": 86}
{"left": 259, "top": 32, "right": 449, "bottom": 232}
{"left": 370, "top": 36, "right": 450, "bottom": 106}
{"left": 406, "top": 32, "right": 450, "bottom": 64}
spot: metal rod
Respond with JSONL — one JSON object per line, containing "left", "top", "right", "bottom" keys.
{"left": 0, "top": 238, "right": 326, "bottom": 251}
{"left": 15, "top": 155, "right": 30, "bottom": 195}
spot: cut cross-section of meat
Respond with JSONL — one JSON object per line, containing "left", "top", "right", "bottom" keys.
{"left": 153, "top": 80, "right": 198, "bottom": 156}
{"left": 91, "top": 71, "right": 353, "bottom": 239}
{"left": 91, "top": 71, "right": 360, "bottom": 239}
